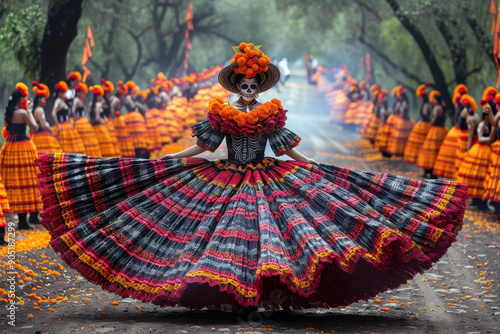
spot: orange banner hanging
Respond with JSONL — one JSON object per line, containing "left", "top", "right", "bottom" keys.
{"left": 87, "top": 25, "right": 95, "bottom": 47}
{"left": 82, "top": 65, "right": 91, "bottom": 83}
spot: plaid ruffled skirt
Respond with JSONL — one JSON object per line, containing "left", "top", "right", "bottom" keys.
{"left": 1, "top": 135, "right": 42, "bottom": 213}
{"left": 37, "top": 153, "right": 467, "bottom": 309}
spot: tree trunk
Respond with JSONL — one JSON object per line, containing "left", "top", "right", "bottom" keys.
{"left": 39, "top": 0, "right": 83, "bottom": 124}
{"left": 435, "top": 14, "right": 467, "bottom": 85}
{"left": 40, "top": 0, "right": 83, "bottom": 89}
{"left": 385, "top": 0, "right": 452, "bottom": 106}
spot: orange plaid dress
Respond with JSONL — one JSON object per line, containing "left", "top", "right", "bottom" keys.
{"left": 0, "top": 123, "right": 42, "bottom": 213}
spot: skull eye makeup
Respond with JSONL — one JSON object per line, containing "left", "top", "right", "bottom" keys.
{"left": 240, "top": 84, "right": 257, "bottom": 90}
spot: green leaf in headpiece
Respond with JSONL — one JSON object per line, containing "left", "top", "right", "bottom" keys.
{"left": 232, "top": 46, "right": 241, "bottom": 53}
{"left": 253, "top": 45, "right": 262, "bottom": 50}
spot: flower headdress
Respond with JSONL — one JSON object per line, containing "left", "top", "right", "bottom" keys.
{"left": 461, "top": 94, "right": 477, "bottom": 113}
{"left": 32, "top": 81, "right": 50, "bottom": 99}
{"left": 218, "top": 42, "right": 280, "bottom": 94}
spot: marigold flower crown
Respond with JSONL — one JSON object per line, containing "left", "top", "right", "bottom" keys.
{"left": 218, "top": 42, "right": 280, "bottom": 94}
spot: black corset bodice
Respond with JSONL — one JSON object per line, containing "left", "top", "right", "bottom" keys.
{"left": 9, "top": 123, "right": 26, "bottom": 135}
{"left": 434, "top": 115, "right": 445, "bottom": 126}
{"left": 458, "top": 116, "right": 467, "bottom": 130}
{"left": 76, "top": 106, "right": 86, "bottom": 118}
{"left": 226, "top": 133, "right": 268, "bottom": 164}
{"left": 57, "top": 108, "right": 70, "bottom": 123}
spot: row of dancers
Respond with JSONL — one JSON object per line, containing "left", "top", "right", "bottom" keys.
{"left": 313, "top": 66, "right": 500, "bottom": 215}
{"left": 0, "top": 67, "right": 231, "bottom": 243}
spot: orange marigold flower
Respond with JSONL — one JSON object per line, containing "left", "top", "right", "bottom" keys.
{"left": 244, "top": 47, "right": 251, "bottom": 54}
{"left": 246, "top": 112, "right": 259, "bottom": 124}
{"left": 234, "top": 53, "right": 242, "bottom": 59}
{"left": 247, "top": 43, "right": 254, "bottom": 47}
{"left": 252, "top": 56, "right": 259, "bottom": 63}
{"left": 239, "top": 42, "right": 247, "bottom": 50}
{"left": 111, "top": 301, "right": 120, "bottom": 306}
{"left": 234, "top": 67, "right": 240, "bottom": 74}
{"left": 246, "top": 59, "right": 254, "bottom": 67}
{"left": 263, "top": 65, "right": 269, "bottom": 72}
{"left": 238, "top": 65, "right": 247, "bottom": 73}
{"left": 242, "top": 54, "right": 249, "bottom": 60}
{"left": 248, "top": 49, "right": 256, "bottom": 57}
{"left": 258, "top": 58, "right": 267, "bottom": 66}
{"left": 237, "top": 57, "right": 246, "bottom": 66}
{"left": 251, "top": 64, "right": 259, "bottom": 72}
{"left": 234, "top": 113, "right": 247, "bottom": 127}
{"left": 230, "top": 59, "right": 235, "bottom": 64}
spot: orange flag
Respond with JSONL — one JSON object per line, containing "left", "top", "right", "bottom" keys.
{"left": 491, "top": 0, "right": 497, "bottom": 14}
{"left": 81, "top": 46, "right": 89, "bottom": 65}
{"left": 85, "top": 39, "right": 92, "bottom": 58}
{"left": 87, "top": 25, "right": 95, "bottom": 47}
{"left": 82, "top": 65, "right": 91, "bottom": 83}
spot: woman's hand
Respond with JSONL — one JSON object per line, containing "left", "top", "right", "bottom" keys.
{"left": 307, "top": 158, "right": 319, "bottom": 165}
{"left": 159, "top": 154, "right": 176, "bottom": 160}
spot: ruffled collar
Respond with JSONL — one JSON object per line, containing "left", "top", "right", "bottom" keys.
{"left": 207, "top": 97, "right": 287, "bottom": 136}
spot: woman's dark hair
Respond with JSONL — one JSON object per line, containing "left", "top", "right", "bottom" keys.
{"left": 4, "top": 89, "right": 23, "bottom": 131}
{"left": 434, "top": 94, "right": 443, "bottom": 105}
{"left": 90, "top": 94, "right": 98, "bottom": 121}
{"left": 419, "top": 93, "right": 429, "bottom": 116}
{"left": 33, "top": 96, "right": 40, "bottom": 113}
{"left": 489, "top": 100, "right": 497, "bottom": 117}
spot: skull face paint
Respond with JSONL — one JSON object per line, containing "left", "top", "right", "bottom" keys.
{"left": 237, "top": 77, "right": 258, "bottom": 102}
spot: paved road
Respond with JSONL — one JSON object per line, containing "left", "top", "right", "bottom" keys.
{"left": 1, "top": 66, "right": 499, "bottom": 334}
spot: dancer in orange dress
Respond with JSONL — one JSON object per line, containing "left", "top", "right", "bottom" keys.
{"left": 110, "top": 83, "right": 136, "bottom": 158}
{"left": 483, "top": 93, "right": 500, "bottom": 215}
{"left": 90, "top": 85, "right": 117, "bottom": 158}
{"left": 51, "top": 81, "right": 85, "bottom": 154}
{"left": 121, "top": 81, "right": 150, "bottom": 158}
{"left": 101, "top": 79, "right": 122, "bottom": 157}
{"left": 74, "top": 83, "right": 102, "bottom": 156}
{"left": 416, "top": 91, "right": 448, "bottom": 178}
{"left": 457, "top": 88, "right": 496, "bottom": 209}
{"left": 387, "top": 88, "right": 414, "bottom": 157}
{"left": 433, "top": 84, "right": 468, "bottom": 179}
{"left": 0, "top": 83, "right": 42, "bottom": 230}
{"left": 455, "top": 94, "right": 480, "bottom": 178}
{"left": 403, "top": 83, "right": 433, "bottom": 164}
{"left": 30, "top": 81, "right": 62, "bottom": 153}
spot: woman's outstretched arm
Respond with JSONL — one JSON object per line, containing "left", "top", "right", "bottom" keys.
{"left": 284, "top": 148, "right": 319, "bottom": 165}
{"left": 159, "top": 144, "right": 206, "bottom": 160}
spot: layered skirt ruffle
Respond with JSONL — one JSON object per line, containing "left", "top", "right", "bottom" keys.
{"left": 107, "top": 117, "right": 122, "bottom": 158}
{"left": 374, "top": 115, "right": 396, "bottom": 154}
{"left": 387, "top": 118, "right": 415, "bottom": 157}
{"left": 455, "top": 130, "right": 477, "bottom": 179}
{"left": 55, "top": 122, "right": 85, "bottom": 154}
{"left": 403, "top": 121, "right": 432, "bottom": 164}
{"left": 37, "top": 153, "right": 467, "bottom": 309}
{"left": 483, "top": 140, "right": 500, "bottom": 201}
{"left": 125, "top": 111, "right": 149, "bottom": 150}
{"left": 433, "top": 125, "right": 460, "bottom": 179}
{"left": 361, "top": 114, "right": 382, "bottom": 142}
{"left": 456, "top": 142, "right": 490, "bottom": 199}
{"left": 30, "top": 131, "right": 62, "bottom": 154}
{"left": 416, "top": 126, "right": 449, "bottom": 171}
{"left": 113, "top": 115, "right": 136, "bottom": 158}
{"left": 75, "top": 117, "right": 102, "bottom": 157}
{"left": 327, "top": 90, "right": 350, "bottom": 124}
{"left": 0, "top": 135, "right": 42, "bottom": 213}
{"left": 93, "top": 124, "right": 117, "bottom": 158}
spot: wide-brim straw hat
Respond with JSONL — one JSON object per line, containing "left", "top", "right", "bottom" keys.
{"left": 218, "top": 63, "right": 280, "bottom": 94}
